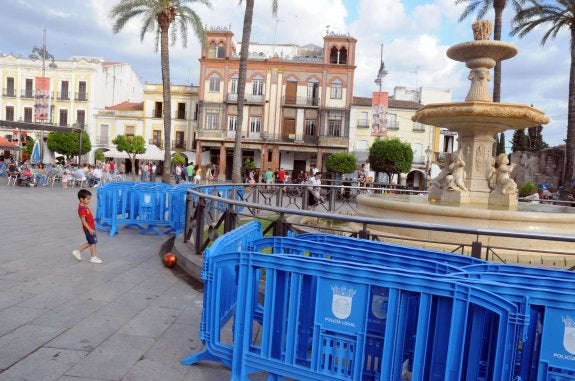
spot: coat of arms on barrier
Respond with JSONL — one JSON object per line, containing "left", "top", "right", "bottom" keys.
{"left": 562, "top": 315, "right": 575, "bottom": 355}
{"left": 331, "top": 285, "right": 357, "bottom": 320}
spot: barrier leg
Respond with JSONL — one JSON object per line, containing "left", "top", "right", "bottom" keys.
{"left": 180, "top": 348, "right": 223, "bottom": 366}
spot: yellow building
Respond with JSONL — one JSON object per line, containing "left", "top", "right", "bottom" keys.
{"left": 0, "top": 53, "right": 142, "bottom": 162}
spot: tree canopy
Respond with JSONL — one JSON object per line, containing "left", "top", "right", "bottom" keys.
{"left": 326, "top": 152, "right": 356, "bottom": 174}
{"left": 46, "top": 131, "right": 91, "bottom": 160}
{"left": 112, "top": 134, "right": 146, "bottom": 178}
{"left": 368, "top": 138, "right": 413, "bottom": 180}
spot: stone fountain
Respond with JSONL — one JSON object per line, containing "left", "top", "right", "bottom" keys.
{"left": 356, "top": 21, "right": 575, "bottom": 259}
{"left": 414, "top": 20, "right": 548, "bottom": 208}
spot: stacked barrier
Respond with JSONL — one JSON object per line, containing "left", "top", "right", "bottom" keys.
{"left": 95, "top": 183, "right": 244, "bottom": 237}
{"left": 183, "top": 223, "right": 575, "bottom": 380}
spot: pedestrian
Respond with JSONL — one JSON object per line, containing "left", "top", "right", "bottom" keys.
{"left": 194, "top": 165, "right": 202, "bottom": 184}
{"left": 151, "top": 162, "right": 157, "bottom": 182}
{"left": 307, "top": 172, "right": 324, "bottom": 210}
{"left": 72, "top": 189, "right": 103, "bottom": 264}
{"left": 175, "top": 164, "right": 182, "bottom": 184}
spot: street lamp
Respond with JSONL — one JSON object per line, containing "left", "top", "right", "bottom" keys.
{"left": 374, "top": 44, "right": 387, "bottom": 93}
{"left": 424, "top": 146, "right": 432, "bottom": 190}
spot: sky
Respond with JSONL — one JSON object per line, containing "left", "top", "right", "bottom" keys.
{"left": 0, "top": 0, "right": 570, "bottom": 148}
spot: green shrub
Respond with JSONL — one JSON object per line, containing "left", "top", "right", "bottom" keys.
{"left": 518, "top": 180, "right": 538, "bottom": 197}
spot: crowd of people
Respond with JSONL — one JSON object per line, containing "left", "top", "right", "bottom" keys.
{"left": 173, "top": 162, "right": 214, "bottom": 185}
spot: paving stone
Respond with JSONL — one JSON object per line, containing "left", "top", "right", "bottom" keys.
{"left": 118, "top": 306, "right": 181, "bottom": 338}
{"left": 32, "top": 297, "right": 108, "bottom": 329}
{"left": 46, "top": 314, "right": 131, "bottom": 352}
{"left": 95, "top": 291, "right": 157, "bottom": 320}
{"left": 0, "top": 347, "right": 87, "bottom": 381}
{"left": 64, "top": 333, "right": 155, "bottom": 380}
{"left": 0, "top": 305, "right": 47, "bottom": 337}
{"left": 122, "top": 358, "right": 186, "bottom": 381}
{"left": 0, "top": 324, "right": 65, "bottom": 370}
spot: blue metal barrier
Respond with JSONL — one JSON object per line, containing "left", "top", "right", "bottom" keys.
{"left": 182, "top": 227, "right": 575, "bottom": 380}
{"left": 95, "top": 183, "right": 245, "bottom": 237}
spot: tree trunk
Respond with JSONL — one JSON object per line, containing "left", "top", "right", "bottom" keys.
{"left": 563, "top": 27, "right": 575, "bottom": 186}
{"left": 492, "top": 4, "right": 503, "bottom": 103}
{"left": 160, "top": 25, "right": 173, "bottom": 184}
{"left": 232, "top": 0, "right": 254, "bottom": 183}
{"left": 131, "top": 153, "right": 137, "bottom": 180}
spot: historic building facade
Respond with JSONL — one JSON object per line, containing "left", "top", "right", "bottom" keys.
{"left": 195, "top": 26, "right": 357, "bottom": 180}
{"left": 0, "top": 53, "right": 142, "bottom": 162}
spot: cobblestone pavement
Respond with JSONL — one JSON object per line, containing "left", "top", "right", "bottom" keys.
{"left": 0, "top": 181, "right": 231, "bottom": 380}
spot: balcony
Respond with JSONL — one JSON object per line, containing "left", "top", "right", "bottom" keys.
{"left": 318, "top": 135, "right": 349, "bottom": 147}
{"left": 172, "top": 140, "right": 186, "bottom": 149}
{"left": 149, "top": 139, "right": 164, "bottom": 148}
{"left": 357, "top": 118, "right": 369, "bottom": 128}
{"left": 387, "top": 120, "right": 399, "bottom": 130}
{"left": 282, "top": 96, "right": 319, "bottom": 107}
{"left": 21, "top": 89, "right": 34, "bottom": 99}
{"left": 75, "top": 92, "right": 88, "bottom": 102}
{"left": 3, "top": 88, "right": 16, "bottom": 97}
{"left": 225, "top": 93, "right": 265, "bottom": 104}
{"left": 57, "top": 92, "right": 70, "bottom": 101}
{"left": 96, "top": 136, "right": 109, "bottom": 145}
{"left": 196, "top": 129, "right": 226, "bottom": 139}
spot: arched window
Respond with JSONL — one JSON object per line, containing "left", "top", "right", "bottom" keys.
{"left": 208, "top": 42, "right": 217, "bottom": 58}
{"left": 252, "top": 75, "right": 264, "bottom": 96}
{"left": 339, "top": 47, "right": 347, "bottom": 64}
{"left": 330, "top": 46, "right": 338, "bottom": 64}
{"left": 217, "top": 43, "right": 225, "bottom": 58}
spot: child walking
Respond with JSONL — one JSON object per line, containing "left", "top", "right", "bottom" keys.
{"left": 72, "top": 189, "right": 103, "bottom": 264}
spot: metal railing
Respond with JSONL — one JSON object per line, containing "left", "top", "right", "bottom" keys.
{"left": 3, "top": 88, "right": 16, "bottom": 97}
{"left": 183, "top": 183, "right": 575, "bottom": 269}
{"left": 21, "top": 89, "right": 34, "bottom": 98}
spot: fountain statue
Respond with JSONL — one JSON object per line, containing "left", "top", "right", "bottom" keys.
{"left": 356, "top": 21, "right": 575, "bottom": 259}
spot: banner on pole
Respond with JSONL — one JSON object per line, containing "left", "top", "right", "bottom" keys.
{"left": 371, "top": 92, "right": 388, "bottom": 137}
{"left": 34, "top": 77, "right": 50, "bottom": 121}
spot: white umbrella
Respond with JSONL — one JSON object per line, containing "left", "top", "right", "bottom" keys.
{"left": 103, "top": 148, "right": 129, "bottom": 159}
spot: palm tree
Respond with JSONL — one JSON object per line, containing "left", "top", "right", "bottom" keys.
{"left": 110, "top": 0, "right": 211, "bottom": 184}
{"left": 232, "top": 0, "right": 278, "bottom": 183}
{"left": 511, "top": 0, "right": 575, "bottom": 186}
{"left": 455, "top": 0, "right": 524, "bottom": 102}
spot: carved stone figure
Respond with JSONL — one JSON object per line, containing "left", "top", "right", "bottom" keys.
{"left": 447, "top": 150, "right": 468, "bottom": 192}
{"left": 429, "top": 155, "right": 452, "bottom": 192}
{"left": 493, "top": 153, "right": 517, "bottom": 194}
{"left": 472, "top": 20, "right": 493, "bottom": 41}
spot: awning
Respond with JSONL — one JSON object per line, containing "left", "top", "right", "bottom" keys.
{"left": 0, "top": 136, "right": 18, "bottom": 150}
{"left": 102, "top": 145, "right": 165, "bottom": 161}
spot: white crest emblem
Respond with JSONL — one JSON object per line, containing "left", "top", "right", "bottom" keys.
{"left": 371, "top": 294, "right": 387, "bottom": 320}
{"left": 331, "top": 285, "right": 357, "bottom": 320}
{"left": 562, "top": 316, "right": 575, "bottom": 355}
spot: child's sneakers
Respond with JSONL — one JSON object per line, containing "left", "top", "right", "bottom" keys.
{"left": 89, "top": 256, "right": 103, "bottom": 264}
{"left": 72, "top": 250, "right": 82, "bottom": 261}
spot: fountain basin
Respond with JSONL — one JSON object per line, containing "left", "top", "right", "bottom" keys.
{"left": 447, "top": 40, "right": 518, "bottom": 66}
{"left": 414, "top": 101, "right": 549, "bottom": 132}
{"left": 357, "top": 194, "right": 575, "bottom": 263}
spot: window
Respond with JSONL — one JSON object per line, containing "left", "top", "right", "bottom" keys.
{"left": 413, "top": 122, "right": 425, "bottom": 132}
{"left": 154, "top": 102, "right": 162, "bottom": 118}
{"left": 328, "top": 119, "right": 341, "bottom": 136}
{"left": 5, "top": 77, "right": 15, "bottom": 97}
{"left": 125, "top": 126, "right": 135, "bottom": 137}
{"left": 177, "top": 102, "right": 186, "bottom": 119}
{"left": 252, "top": 76, "right": 264, "bottom": 96}
{"left": 24, "top": 79, "right": 33, "bottom": 98}
{"left": 208, "top": 42, "right": 217, "bottom": 58}
{"left": 304, "top": 119, "right": 316, "bottom": 136}
{"left": 76, "top": 110, "right": 85, "bottom": 126}
{"left": 206, "top": 114, "right": 219, "bottom": 130}
{"left": 77, "top": 81, "right": 87, "bottom": 101}
{"left": 358, "top": 112, "right": 369, "bottom": 128}
{"left": 5, "top": 106, "right": 14, "bottom": 121}
{"left": 307, "top": 81, "right": 319, "bottom": 105}
{"left": 152, "top": 130, "right": 162, "bottom": 146}
{"left": 175, "top": 131, "right": 185, "bottom": 148}
{"left": 217, "top": 43, "right": 225, "bottom": 58}
{"left": 228, "top": 115, "right": 238, "bottom": 131}
{"left": 99, "top": 124, "right": 109, "bottom": 144}
{"left": 249, "top": 116, "right": 261, "bottom": 133}
{"left": 330, "top": 80, "right": 342, "bottom": 99}
{"left": 209, "top": 74, "right": 220, "bottom": 92}
{"left": 230, "top": 77, "right": 238, "bottom": 94}
{"left": 24, "top": 107, "right": 33, "bottom": 122}
{"left": 387, "top": 113, "right": 398, "bottom": 130}
{"left": 59, "top": 109, "right": 68, "bottom": 126}
{"left": 60, "top": 81, "right": 69, "bottom": 100}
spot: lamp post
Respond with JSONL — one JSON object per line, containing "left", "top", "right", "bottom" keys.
{"left": 374, "top": 44, "right": 387, "bottom": 92}
{"left": 424, "top": 146, "right": 432, "bottom": 190}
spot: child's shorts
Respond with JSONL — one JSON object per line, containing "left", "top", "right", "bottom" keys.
{"left": 84, "top": 230, "right": 98, "bottom": 245}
